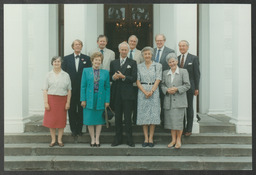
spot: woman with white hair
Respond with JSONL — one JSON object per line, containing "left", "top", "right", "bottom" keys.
{"left": 161, "top": 53, "right": 190, "bottom": 149}
{"left": 136, "top": 46, "right": 162, "bottom": 147}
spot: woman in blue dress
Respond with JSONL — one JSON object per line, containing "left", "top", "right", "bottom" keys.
{"left": 136, "top": 46, "right": 162, "bottom": 147}
{"left": 80, "top": 52, "right": 110, "bottom": 147}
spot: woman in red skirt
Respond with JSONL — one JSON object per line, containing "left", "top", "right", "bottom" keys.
{"left": 43, "top": 56, "right": 71, "bottom": 147}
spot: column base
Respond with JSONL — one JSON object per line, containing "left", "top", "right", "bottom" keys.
{"left": 4, "top": 118, "right": 29, "bottom": 133}
{"left": 229, "top": 118, "right": 252, "bottom": 134}
{"left": 192, "top": 121, "right": 200, "bottom": 133}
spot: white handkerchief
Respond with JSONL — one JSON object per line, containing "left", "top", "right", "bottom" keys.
{"left": 127, "top": 65, "right": 131, "bottom": 68}
{"left": 188, "top": 63, "right": 192, "bottom": 65}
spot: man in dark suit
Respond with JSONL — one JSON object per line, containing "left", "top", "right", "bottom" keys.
{"left": 178, "top": 40, "right": 200, "bottom": 137}
{"left": 62, "top": 39, "right": 92, "bottom": 137}
{"left": 153, "top": 34, "right": 175, "bottom": 126}
{"left": 110, "top": 42, "right": 137, "bottom": 147}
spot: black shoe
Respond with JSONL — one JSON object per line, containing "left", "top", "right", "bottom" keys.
{"left": 90, "top": 143, "right": 96, "bottom": 147}
{"left": 111, "top": 141, "right": 121, "bottom": 147}
{"left": 96, "top": 144, "right": 100, "bottom": 147}
{"left": 71, "top": 132, "right": 77, "bottom": 137}
{"left": 148, "top": 142, "right": 154, "bottom": 147}
{"left": 77, "top": 132, "right": 83, "bottom": 136}
{"left": 197, "top": 114, "right": 201, "bottom": 122}
{"left": 127, "top": 142, "right": 135, "bottom": 147}
{"left": 142, "top": 142, "right": 148, "bottom": 147}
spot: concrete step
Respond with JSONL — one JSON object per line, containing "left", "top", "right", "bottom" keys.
{"left": 4, "top": 155, "right": 252, "bottom": 170}
{"left": 4, "top": 132, "right": 252, "bottom": 144}
{"left": 4, "top": 143, "right": 252, "bottom": 157}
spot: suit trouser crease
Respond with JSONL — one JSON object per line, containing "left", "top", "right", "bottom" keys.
{"left": 114, "top": 99, "right": 133, "bottom": 143}
{"left": 68, "top": 95, "right": 83, "bottom": 134}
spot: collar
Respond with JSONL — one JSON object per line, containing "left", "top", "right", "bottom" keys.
{"left": 74, "top": 53, "right": 81, "bottom": 57}
{"left": 98, "top": 47, "right": 106, "bottom": 52}
{"left": 167, "top": 66, "right": 180, "bottom": 75}
{"left": 51, "top": 69, "right": 64, "bottom": 74}
{"left": 181, "top": 52, "right": 188, "bottom": 58}
{"left": 130, "top": 48, "right": 137, "bottom": 52}
{"left": 157, "top": 45, "right": 165, "bottom": 51}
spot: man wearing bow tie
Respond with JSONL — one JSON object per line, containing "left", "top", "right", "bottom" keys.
{"left": 62, "top": 39, "right": 92, "bottom": 137}
{"left": 178, "top": 40, "right": 200, "bottom": 137}
{"left": 110, "top": 42, "right": 137, "bottom": 147}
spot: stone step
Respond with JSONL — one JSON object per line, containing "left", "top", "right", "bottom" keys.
{"left": 4, "top": 155, "right": 252, "bottom": 170}
{"left": 4, "top": 133, "right": 252, "bottom": 144}
{"left": 24, "top": 122, "right": 236, "bottom": 133}
{"left": 4, "top": 143, "right": 252, "bottom": 157}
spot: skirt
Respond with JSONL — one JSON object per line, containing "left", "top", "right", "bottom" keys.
{"left": 83, "top": 92, "right": 105, "bottom": 125}
{"left": 43, "top": 95, "right": 67, "bottom": 129}
{"left": 164, "top": 108, "right": 186, "bottom": 130}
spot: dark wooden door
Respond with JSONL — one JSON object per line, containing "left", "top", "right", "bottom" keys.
{"left": 104, "top": 4, "right": 153, "bottom": 57}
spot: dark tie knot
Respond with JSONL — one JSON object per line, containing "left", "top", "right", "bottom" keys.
{"left": 75, "top": 55, "right": 80, "bottom": 59}
{"left": 100, "top": 50, "right": 104, "bottom": 54}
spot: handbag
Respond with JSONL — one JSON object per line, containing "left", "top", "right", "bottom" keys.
{"left": 102, "top": 106, "right": 115, "bottom": 128}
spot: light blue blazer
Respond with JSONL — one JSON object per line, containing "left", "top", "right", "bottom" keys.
{"left": 80, "top": 68, "right": 110, "bottom": 110}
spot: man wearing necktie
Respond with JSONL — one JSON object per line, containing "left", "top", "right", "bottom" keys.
{"left": 178, "top": 40, "right": 200, "bottom": 137}
{"left": 62, "top": 39, "right": 91, "bottom": 137}
{"left": 88, "top": 35, "right": 115, "bottom": 71}
{"left": 153, "top": 34, "right": 175, "bottom": 126}
{"left": 110, "top": 42, "right": 137, "bottom": 147}
{"left": 128, "top": 35, "right": 144, "bottom": 125}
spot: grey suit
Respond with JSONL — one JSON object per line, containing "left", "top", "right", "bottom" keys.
{"left": 161, "top": 68, "right": 190, "bottom": 130}
{"left": 178, "top": 53, "right": 200, "bottom": 133}
{"left": 130, "top": 49, "right": 144, "bottom": 64}
{"left": 89, "top": 47, "right": 115, "bottom": 71}
{"left": 154, "top": 46, "right": 175, "bottom": 125}
{"left": 153, "top": 46, "right": 175, "bottom": 71}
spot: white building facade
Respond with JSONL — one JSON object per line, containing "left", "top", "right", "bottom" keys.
{"left": 4, "top": 4, "right": 251, "bottom": 134}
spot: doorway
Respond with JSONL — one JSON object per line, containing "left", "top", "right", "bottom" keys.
{"left": 104, "top": 4, "right": 153, "bottom": 57}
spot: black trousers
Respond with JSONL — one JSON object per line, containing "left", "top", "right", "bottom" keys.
{"left": 114, "top": 98, "right": 133, "bottom": 143}
{"left": 184, "top": 93, "right": 194, "bottom": 133}
{"left": 159, "top": 90, "right": 165, "bottom": 125}
{"left": 68, "top": 95, "right": 83, "bottom": 134}
{"left": 131, "top": 86, "right": 138, "bottom": 124}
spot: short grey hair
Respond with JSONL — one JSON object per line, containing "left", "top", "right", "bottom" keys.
{"left": 141, "top": 46, "right": 154, "bottom": 56}
{"left": 128, "top": 35, "right": 139, "bottom": 44}
{"left": 178, "top": 40, "right": 190, "bottom": 47}
{"left": 51, "top": 56, "right": 62, "bottom": 65}
{"left": 118, "top": 41, "right": 130, "bottom": 50}
{"left": 166, "top": 53, "right": 178, "bottom": 63}
{"left": 155, "top": 34, "right": 166, "bottom": 41}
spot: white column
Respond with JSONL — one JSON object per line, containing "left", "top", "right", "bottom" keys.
{"left": 230, "top": 5, "right": 251, "bottom": 133}
{"left": 27, "top": 5, "right": 58, "bottom": 115}
{"left": 198, "top": 4, "right": 210, "bottom": 114}
{"left": 64, "top": 4, "right": 98, "bottom": 56}
{"left": 4, "top": 5, "right": 28, "bottom": 133}
{"left": 207, "top": 5, "right": 226, "bottom": 115}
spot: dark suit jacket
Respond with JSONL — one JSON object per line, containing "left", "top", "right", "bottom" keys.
{"left": 178, "top": 53, "right": 200, "bottom": 94}
{"left": 110, "top": 58, "right": 137, "bottom": 103}
{"left": 154, "top": 46, "right": 175, "bottom": 71}
{"left": 62, "top": 53, "right": 92, "bottom": 98}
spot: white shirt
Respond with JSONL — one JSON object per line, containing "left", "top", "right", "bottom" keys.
{"left": 43, "top": 70, "right": 72, "bottom": 96}
{"left": 155, "top": 46, "right": 165, "bottom": 62}
{"left": 120, "top": 57, "right": 127, "bottom": 66}
{"left": 74, "top": 53, "right": 80, "bottom": 72}
{"left": 180, "top": 52, "right": 188, "bottom": 66}
{"left": 167, "top": 66, "right": 180, "bottom": 83}
{"left": 129, "top": 48, "right": 137, "bottom": 59}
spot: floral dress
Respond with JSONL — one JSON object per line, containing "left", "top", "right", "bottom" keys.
{"left": 136, "top": 61, "right": 162, "bottom": 125}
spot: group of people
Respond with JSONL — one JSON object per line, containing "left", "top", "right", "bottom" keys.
{"left": 42, "top": 34, "right": 200, "bottom": 149}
